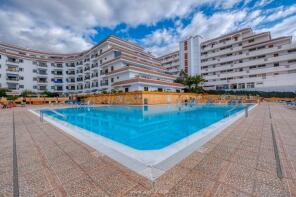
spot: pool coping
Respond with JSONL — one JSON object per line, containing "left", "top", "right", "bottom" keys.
{"left": 29, "top": 104, "right": 257, "bottom": 180}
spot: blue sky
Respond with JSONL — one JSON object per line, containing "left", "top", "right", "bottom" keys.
{"left": 0, "top": 0, "right": 295, "bottom": 56}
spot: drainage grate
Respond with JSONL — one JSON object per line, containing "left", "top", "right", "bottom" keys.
{"left": 269, "top": 105, "right": 283, "bottom": 179}
{"left": 12, "top": 111, "right": 19, "bottom": 197}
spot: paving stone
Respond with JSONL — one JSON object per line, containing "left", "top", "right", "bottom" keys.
{"left": 64, "top": 176, "right": 108, "bottom": 197}
{"left": 214, "top": 183, "right": 251, "bottom": 197}
{"left": 19, "top": 169, "right": 53, "bottom": 196}
{"left": 194, "top": 155, "right": 230, "bottom": 180}
{"left": 167, "top": 171, "right": 215, "bottom": 197}
{"left": 223, "top": 163, "right": 256, "bottom": 194}
{"left": 0, "top": 171, "right": 13, "bottom": 196}
{"left": 0, "top": 103, "right": 295, "bottom": 196}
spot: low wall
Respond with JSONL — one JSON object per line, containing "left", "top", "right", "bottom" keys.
{"left": 86, "top": 92, "right": 260, "bottom": 105}
{"left": 23, "top": 97, "right": 69, "bottom": 105}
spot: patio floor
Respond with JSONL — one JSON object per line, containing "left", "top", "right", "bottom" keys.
{"left": 0, "top": 103, "right": 296, "bottom": 196}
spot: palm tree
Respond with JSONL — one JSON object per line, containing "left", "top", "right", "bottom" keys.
{"left": 184, "top": 76, "right": 194, "bottom": 91}
{"left": 174, "top": 69, "right": 188, "bottom": 84}
{"left": 192, "top": 75, "right": 205, "bottom": 90}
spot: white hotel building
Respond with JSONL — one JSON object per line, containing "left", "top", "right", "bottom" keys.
{"left": 1, "top": 28, "right": 295, "bottom": 95}
{"left": 159, "top": 28, "right": 296, "bottom": 92}
{"left": 0, "top": 36, "right": 183, "bottom": 95}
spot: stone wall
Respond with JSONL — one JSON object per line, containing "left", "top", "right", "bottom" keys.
{"left": 86, "top": 91, "right": 260, "bottom": 105}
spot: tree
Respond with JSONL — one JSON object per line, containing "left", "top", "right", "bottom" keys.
{"left": 184, "top": 76, "right": 194, "bottom": 91}
{"left": 0, "top": 88, "right": 9, "bottom": 97}
{"left": 174, "top": 69, "right": 188, "bottom": 84}
{"left": 21, "top": 90, "right": 35, "bottom": 97}
{"left": 191, "top": 75, "right": 205, "bottom": 92}
{"left": 42, "top": 91, "right": 59, "bottom": 97}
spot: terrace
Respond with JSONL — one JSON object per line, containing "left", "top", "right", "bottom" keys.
{"left": 0, "top": 103, "right": 295, "bottom": 196}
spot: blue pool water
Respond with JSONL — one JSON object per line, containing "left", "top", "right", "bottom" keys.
{"left": 41, "top": 104, "right": 248, "bottom": 150}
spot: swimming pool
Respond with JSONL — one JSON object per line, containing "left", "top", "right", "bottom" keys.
{"left": 33, "top": 104, "right": 254, "bottom": 180}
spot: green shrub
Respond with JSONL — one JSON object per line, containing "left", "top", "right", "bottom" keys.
{"left": 42, "top": 91, "right": 59, "bottom": 97}
{"left": 0, "top": 88, "right": 9, "bottom": 97}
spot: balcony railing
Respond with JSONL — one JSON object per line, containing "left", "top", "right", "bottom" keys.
{"left": 6, "top": 69, "right": 19, "bottom": 72}
{"left": 100, "top": 82, "right": 108, "bottom": 86}
{"left": 37, "top": 80, "right": 48, "bottom": 83}
{"left": 6, "top": 77, "right": 19, "bottom": 81}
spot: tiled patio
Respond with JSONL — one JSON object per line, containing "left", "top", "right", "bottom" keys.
{"left": 1, "top": 103, "right": 296, "bottom": 196}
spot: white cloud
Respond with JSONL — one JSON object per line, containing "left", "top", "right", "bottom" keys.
{"left": 144, "top": 3, "right": 296, "bottom": 56}
{"left": 0, "top": 0, "right": 244, "bottom": 53}
{"left": 0, "top": 0, "right": 295, "bottom": 55}
{"left": 144, "top": 10, "right": 248, "bottom": 56}
{"left": 261, "top": 15, "right": 296, "bottom": 38}
{"left": 265, "top": 5, "right": 296, "bottom": 22}
{"left": 0, "top": 9, "right": 92, "bottom": 53}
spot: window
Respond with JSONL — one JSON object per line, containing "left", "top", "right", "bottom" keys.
{"left": 288, "top": 59, "right": 296, "bottom": 63}
{"left": 111, "top": 66, "right": 114, "bottom": 71}
{"left": 19, "top": 85, "right": 24, "bottom": 88}
{"left": 184, "top": 41, "right": 188, "bottom": 50}
{"left": 274, "top": 63, "right": 279, "bottom": 67}
{"left": 111, "top": 78, "right": 114, "bottom": 83}
{"left": 246, "top": 82, "right": 255, "bottom": 88}
{"left": 248, "top": 39, "right": 254, "bottom": 43}
{"left": 274, "top": 53, "right": 279, "bottom": 57}
{"left": 158, "top": 88, "right": 163, "bottom": 92}
{"left": 288, "top": 49, "right": 296, "bottom": 53}
{"left": 144, "top": 87, "right": 148, "bottom": 91}
{"left": 125, "top": 87, "right": 129, "bottom": 92}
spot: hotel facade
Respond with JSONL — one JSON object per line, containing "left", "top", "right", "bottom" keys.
{"left": 1, "top": 28, "right": 296, "bottom": 95}
{"left": 0, "top": 36, "right": 183, "bottom": 95}
{"left": 159, "top": 28, "right": 296, "bottom": 92}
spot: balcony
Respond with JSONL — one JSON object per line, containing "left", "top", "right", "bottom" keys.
{"left": 6, "top": 74, "right": 19, "bottom": 82}
{"left": 67, "top": 78, "right": 76, "bottom": 83}
{"left": 37, "top": 62, "right": 47, "bottom": 67}
{"left": 6, "top": 68, "right": 19, "bottom": 73}
{"left": 100, "top": 81, "right": 109, "bottom": 86}
{"left": 53, "top": 86, "right": 63, "bottom": 91}
{"left": 37, "top": 85, "right": 47, "bottom": 91}
{"left": 37, "top": 70, "right": 48, "bottom": 75}
{"left": 37, "top": 79, "right": 48, "bottom": 83}
{"left": 52, "top": 71, "right": 63, "bottom": 75}
{"left": 66, "top": 63, "right": 75, "bottom": 67}
{"left": 67, "top": 71, "right": 75, "bottom": 75}
{"left": 7, "top": 84, "right": 19, "bottom": 90}
{"left": 52, "top": 79, "right": 63, "bottom": 84}
{"left": 6, "top": 57, "right": 22, "bottom": 64}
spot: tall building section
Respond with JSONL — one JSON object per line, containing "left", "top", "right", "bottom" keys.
{"left": 200, "top": 28, "right": 296, "bottom": 92}
{"left": 179, "top": 35, "right": 203, "bottom": 76}
{"left": 157, "top": 51, "right": 180, "bottom": 75}
{"left": 0, "top": 36, "right": 183, "bottom": 95}
{"left": 159, "top": 28, "right": 296, "bottom": 92}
